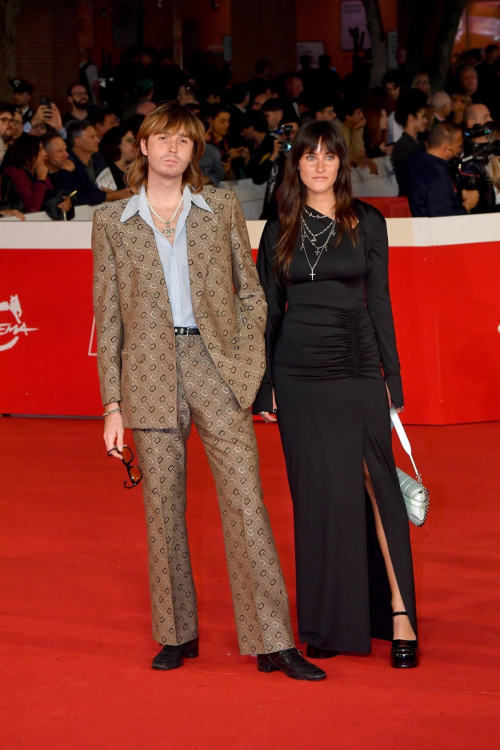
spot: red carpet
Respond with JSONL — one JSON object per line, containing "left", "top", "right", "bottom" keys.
{"left": 1, "top": 417, "right": 499, "bottom": 750}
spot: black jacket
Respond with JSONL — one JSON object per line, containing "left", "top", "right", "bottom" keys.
{"left": 408, "top": 151, "right": 467, "bottom": 217}
{"left": 391, "top": 133, "right": 424, "bottom": 197}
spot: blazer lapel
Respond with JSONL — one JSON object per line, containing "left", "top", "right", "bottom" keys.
{"left": 126, "top": 214, "right": 172, "bottom": 312}
{"left": 186, "top": 204, "right": 212, "bottom": 314}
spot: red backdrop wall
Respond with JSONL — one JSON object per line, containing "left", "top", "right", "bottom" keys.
{"left": 1, "top": 238, "right": 499, "bottom": 424}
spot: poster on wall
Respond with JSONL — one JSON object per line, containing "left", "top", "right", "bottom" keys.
{"left": 341, "top": 1, "right": 371, "bottom": 51}
{"left": 296, "top": 42, "right": 325, "bottom": 68}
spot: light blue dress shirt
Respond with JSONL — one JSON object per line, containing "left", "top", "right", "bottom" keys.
{"left": 121, "top": 185, "right": 213, "bottom": 327}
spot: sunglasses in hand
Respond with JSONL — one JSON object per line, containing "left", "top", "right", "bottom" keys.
{"left": 107, "top": 444, "right": 143, "bottom": 489}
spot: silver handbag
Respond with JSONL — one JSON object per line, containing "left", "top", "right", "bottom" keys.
{"left": 390, "top": 408, "right": 430, "bottom": 527}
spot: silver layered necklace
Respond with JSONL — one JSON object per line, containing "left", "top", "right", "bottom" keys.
{"left": 300, "top": 206, "right": 336, "bottom": 281}
{"left": 145, "top": 192, "right": 183, "bottom": 238}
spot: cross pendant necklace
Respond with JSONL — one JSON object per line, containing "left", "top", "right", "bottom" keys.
{"left": 310, "top": 268, "right": 316, "bottom": 280}
{"left": 145, "top": 192, "right": 183, "bottom": 238}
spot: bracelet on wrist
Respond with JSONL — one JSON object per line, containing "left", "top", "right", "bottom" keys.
{"left": 103, "top": 407, "right": 122, "bottom": 417}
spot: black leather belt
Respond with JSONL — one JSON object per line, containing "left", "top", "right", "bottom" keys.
{"left": 174, "top": 327, "right": 200, "bottom": 335}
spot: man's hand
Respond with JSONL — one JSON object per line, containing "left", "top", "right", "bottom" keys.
{"left": 103, "top": 402, "right": 124, "bottom": 458}
{"left": 31, "top": 105, "right": 52, "bottom": 128}
{"left": 46, "top": 103, "right": 63, "bottom": 133}
{"left": 269, "top": 138, "right": 283, "bottom": 163}
{"left": 462, "top": 189, "right": 480, "bottom": 212}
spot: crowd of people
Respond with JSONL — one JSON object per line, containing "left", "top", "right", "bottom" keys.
{"left": 1, "top": 42, "right": 499, "bottom": 220}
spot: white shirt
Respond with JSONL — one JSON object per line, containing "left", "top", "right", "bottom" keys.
{"left": 387, "top": 111, "right": 404, "bottom": 144}
{"left": 121, "top": 185, "right": 213, "bottom": 327}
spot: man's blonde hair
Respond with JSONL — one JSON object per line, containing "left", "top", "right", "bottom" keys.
{"left": 126, "top": 101, "right": 206, "bottom": 194}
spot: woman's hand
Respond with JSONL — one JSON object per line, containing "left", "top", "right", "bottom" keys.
{"left": 35, "top": 148, "right": 48, "bottom": 180}
{"left": 0, "top": 209, "right": 25, "bottom": 220}
{"left": 58, "top": 196, "right": 73, "bottom": 212}
{"left": 259, "top": 389, "right": 278, "bottom": 423}
{"left": 385, "top": 382, "right": 404, "bottom": 414}
{"left": 104, "top": 402, "right": 124, "bottom": 458}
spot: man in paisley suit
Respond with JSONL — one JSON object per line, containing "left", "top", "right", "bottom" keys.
{"left": 92, "top": 102, "right": 325, "bottom": 680}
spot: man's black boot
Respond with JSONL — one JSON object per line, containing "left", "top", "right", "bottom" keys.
{"left": 257, "top": 648, "right": 327, "bottom": 680}
{"left": 151, "top": 637, "right": 199, "bottom": 671}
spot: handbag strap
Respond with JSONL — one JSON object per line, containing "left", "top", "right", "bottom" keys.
{"left": 390, "top": 407, "right": 423, "bottom": 483}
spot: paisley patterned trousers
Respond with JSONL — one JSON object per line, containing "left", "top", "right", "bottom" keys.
{"left": 133, "top": 335, "right": 295, "bottom": 655}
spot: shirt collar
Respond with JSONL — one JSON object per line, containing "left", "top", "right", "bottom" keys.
{"left": 120, "top": 184, "right": 213, "bottom": 223}
{"left": 426, "top": 152, "right": 448, "bottom": 168}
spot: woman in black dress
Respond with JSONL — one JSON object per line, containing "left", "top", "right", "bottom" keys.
{"left": 253, "top": 120, "right": 419, "bottom": 668}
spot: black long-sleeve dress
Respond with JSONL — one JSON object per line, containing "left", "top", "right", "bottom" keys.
{"left": 253, "top": 200, "right": 417, "bottom": 653}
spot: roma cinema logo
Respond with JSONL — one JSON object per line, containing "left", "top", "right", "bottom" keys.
{"left": 0, "top": 295, "right": 38, "bottom": 352}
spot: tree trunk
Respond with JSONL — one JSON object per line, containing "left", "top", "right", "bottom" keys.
{"left": 362, "top": 0, "right": 387, "bottom": 87}
{"left": 429, "top": 0, "right": 467, "bottom": 91}
{"left": 0, "top": 0, "right": 23, "bottom": 101}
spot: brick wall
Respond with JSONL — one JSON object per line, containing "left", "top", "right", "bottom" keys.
{"left": 15, "top": 0, "right": 80, "bottom": 114}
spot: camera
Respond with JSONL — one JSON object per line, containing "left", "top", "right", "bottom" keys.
{"left": 450, "top": 120, "right": 500, "bottom": 202}
{"left": 270, "top": 124, "right": 294, "bottom": 154}
{"left": 463, "top": 121, "right": 494, "bottom": 148}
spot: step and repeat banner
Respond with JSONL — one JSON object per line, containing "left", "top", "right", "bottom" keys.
{"left": 1, "top": 213, "right": 499, "bottom": 425}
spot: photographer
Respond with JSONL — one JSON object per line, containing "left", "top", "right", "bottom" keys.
{"left": 459, "top": 104, "right": 499, "bottom": 213}
{"left": 485, "top": 128, "right": 500, "bottom": 206}
{"left": 409, "top": 122, "right": 479, "bottom": 217}
{"left": 252, "top": 118, "right": 299, "bottom": 219}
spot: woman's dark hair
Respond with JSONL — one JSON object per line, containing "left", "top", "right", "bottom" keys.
{"left": 275, "top": 120, "right": 357, "bottom": 280}
{"left": 100, "top": 125, "right": 132, "bottom": 162}
{"left": 394, "top": 89, "right": 428, "bottom": 127}
{"left": 206, "top": 103, "right": 230, "bottom": 120}
{"left": 7, "top": 134, "right": 41, "bottom": 172}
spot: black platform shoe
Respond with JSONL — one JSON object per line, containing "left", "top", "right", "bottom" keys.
{"left": 257, "top": 648, "right": 327, "bottom": 681}
{"left": 391, "top": 611, "right": 419, "bottom": 668}
{"left": 151, "top": 637, "right": 199, "bottom": 671}
{"left": 306, "top": 644, "right": 339, "bottom": 659}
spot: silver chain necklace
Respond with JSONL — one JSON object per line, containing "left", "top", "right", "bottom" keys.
{"left": 304, "top": 206, "right": 336, "bottom": 220}
{"left": 300, "top": 211, "right": 336, "bottom": 281}
{"left": 145, "top": 192, "right": 183, "bottom": 238}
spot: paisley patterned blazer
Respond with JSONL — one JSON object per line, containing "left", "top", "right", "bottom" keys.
{"left": 91, "top": 187, "right": 267, "bottom": 429}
